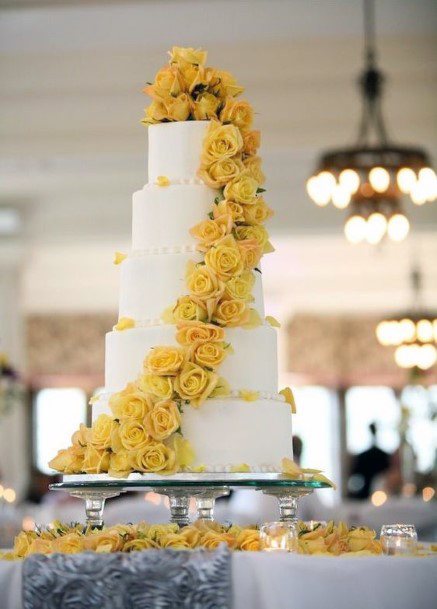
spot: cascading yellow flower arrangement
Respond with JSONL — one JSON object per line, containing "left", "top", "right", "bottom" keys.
{"left": 49, "top": 47, "right": 295, "bottom": 478}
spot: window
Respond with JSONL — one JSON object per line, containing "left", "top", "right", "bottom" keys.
{"left": 280, "top": 378, "right": 340, "bottom": 505}
{"left": 34, "top": 388, "right": 87, "bottom": 474}
{"left": 345, "top": 386, "right": 400, "bottom": 455}
{"left": 400, "top": 385, "right": 437, "bottom": 473}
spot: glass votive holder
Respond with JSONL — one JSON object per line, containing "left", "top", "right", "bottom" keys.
{"left": 260, "top": 521, "right": 298, "bottom": 553}
{"left": 380, "top": 524, "right": 418, "bottom": 556}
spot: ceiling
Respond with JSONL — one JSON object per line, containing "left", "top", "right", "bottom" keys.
{"left": 0, "top": 0, "right": 436, "bottom": 315}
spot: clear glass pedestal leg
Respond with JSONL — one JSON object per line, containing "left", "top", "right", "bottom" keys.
{"left": 259, "top": 488, "right": 313, "bottom": 523}
{"left": 195, "top": 487, "right": 230, "bottom": 521}
{"left": 69, "top": 490, "right": 121, "bottom": 529}
{"left": 152, "top": 488, "right": 199, "bottom": 527}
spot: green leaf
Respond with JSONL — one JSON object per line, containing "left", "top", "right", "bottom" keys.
{"left": 256, "top": 187, "right": 266, "bottom": 194}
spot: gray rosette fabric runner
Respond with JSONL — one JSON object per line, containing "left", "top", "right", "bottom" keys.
{"left": 22, "top": 546, "right": 231, "bottom": 609}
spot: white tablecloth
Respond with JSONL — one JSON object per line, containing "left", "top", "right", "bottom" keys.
{"left": 1, "top": 552, "right": 436, "bottom": 609}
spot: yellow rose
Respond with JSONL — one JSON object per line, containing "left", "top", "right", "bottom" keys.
{"left": 137, "top": 374, "right": 173, "bottom": 400}
{"left": 144, "top": 346, "right": 185, "bottom": 376}
{"left": 200, "top": 157, "right": 244, "bottom": 188}
{"left": 190, "top": 215, "right": 233, "bottom": 251}
{"left": 243, "top": 198, "right": 274, "bottom": 225}
{"left": 90, "top": 414, "right": 117, "bottom": 450}
{"left": 169, "top": 46, "right": 207, "bottom": 67}
{"left": 223, "top": 172, "right": 259, "bottom": 204}
{"left": 162, "top": 296, "right": 208, "bottom": 324}
{"left": 237, "top": 239, "right": 263, "bottom": 270}
{"left": 191, "top": 341, "right": 227, "bottom": 369}
{"left": 72, "top": 423, "right": 91, "bottom": 448}
{"left": 299, "top": 537, "right": 327, "bottom": 555}
{"left": 144, "top": 400, "right": 181, "bottom": 441}
{"left": 243, "top": 130, "right": 260, "bottom": 155}
{"left": 173, "top": 434, "right": 196, "bottom": 469}
{"left": 131, "top": 442, "right": 176, "bottom": 474}
{"left": 224, "top": 270, "right": 255, "bottom": 301}
{"left": 14, "top": 531, "right": 36, "bottom": 558}
{"left": 347, "top": 527, "right": 379, "bottom": 553}
{"left": 193, "top": 92, "right": 220, "bottom": 120}
{"left": 212, "top": 69, "right": 244, "bottom": 98}
{"left": 147, "top": 523, "right": 179, "bottom": 542}
{"left": 186, "top": 262, "right": 225, "bottom": 302}
{"left": 180, "top": 526, "right": 201, "bottom": 548}
{"left": 212, "top": 299, "right": 249, "bottom": 327}
{"left": 27, "top": 538, "right": 53, "bottom": 556}
{"left": 109, "top": 383, "right": 154, "bottom": 420}
{"left": 201, "top": 531, "right": 236, "bottom": 550}
{"left": 160, "top": 533, "right": 191, "bottom": 549}
{"left": 52, "top": 533, "right": 83, "bottom": 555}
{"left": 164, "top": 93, "right": 191, "bottom": 121}
{"left": 236, "top": 224, "right": 271, "bottom": 252}
{"left": 213, "top": 199, "right": 245, "bottom": 223}
{"left": 220, "top": 97, "right": 254, "bottom": 132}
{"left": 108, "top": 449, "right": 132, "bottom": 478}
{"left": 180, "top": 64, "right": 210, "bottom": 94}
{"left": 113, "top": 419, "right": 150, "bottom": 452}
{"left": 236, "top": 529, "right": 260, "bottom": 551}
{"left": 141, "top": 100, "right": 167, "bottom": 126}
{"left": 49, "top": 445, "right": 84, "bottom": 474}
{"left": 201, "top": 121, "right": 243, "bottom": 164}
{"left": 243, "top": 155, "right": 265, "bottom": 185}
{"left": 82, "top": 446, "right": 110, "bottom": 474}
{"left": 175, "top": 362, "right": 218, "bottom": 407}
{"left": 123, "top": 538, "right": 158, "bottom": 551}
{"left": 176, "top": 321, "right": 225, "bottom": 346}
{"left": 85, "top": 529, "right": 124, "bottom": 553}
{"left": 204, "top": 235, "right": 244, "bottom": 281}
{"left": 144, "top": 65, "right": 184, "bottom": 100}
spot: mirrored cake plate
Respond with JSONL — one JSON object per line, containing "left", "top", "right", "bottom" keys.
{"left": 50, "top": 473, "right": 330, "bottom": 527}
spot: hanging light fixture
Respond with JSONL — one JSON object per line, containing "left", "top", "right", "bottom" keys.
{"left": 306, "top": 0, "right": 436, "bottom": 244}
{"left": 376, "top": 268, "right": 437, "bottom": 370}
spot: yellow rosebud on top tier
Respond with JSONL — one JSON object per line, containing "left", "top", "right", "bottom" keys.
{"left": 169, "top": 46, "right": 207, "bottom": 68}
{"left": 113, "top": 251, "right": 127, "bottom": 265}
{"left": 156, "top": 175, "right": 170, "bottom": 187}
{"left": 220, "top": 98, "right": 254, "bottom": 132}
{"left": 114, "top": 317, "right": 135, "bottom": 331}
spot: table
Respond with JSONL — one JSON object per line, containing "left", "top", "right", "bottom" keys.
{"left": 1, "top": 551, "right": 436, "bottom": 609}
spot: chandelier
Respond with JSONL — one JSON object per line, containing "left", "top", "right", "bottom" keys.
{"left": 306, "top": 0, "right": 436, "bottom": 244}
{"left": 376, "top": 268, "right": 437, "bottom": 370}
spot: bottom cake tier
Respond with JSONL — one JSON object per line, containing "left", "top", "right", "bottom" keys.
{"left": 93, "top": 396, "right": 293, "bottom": 473}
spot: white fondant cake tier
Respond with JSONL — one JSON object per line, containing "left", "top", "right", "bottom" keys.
{"left": 148, "top": 121, "right": 210, "bottom": 182}
{"left": 132, "top": 183, "right": 216, "bottom": 250}
{"left": 118, "top": 251, "right": 202, "bottom": 321}
{"left": 92, "top": 396, "right": 292, "bottom": 472}
{"left": 105, "top": 324, "right": 278, "bottom": 394}
{"left": 118, "top": 253, "right": 265, "bottom": 322}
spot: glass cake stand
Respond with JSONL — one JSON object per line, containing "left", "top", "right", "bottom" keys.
{"left": 50, "top": 473, "right": 329, "bottom": 528}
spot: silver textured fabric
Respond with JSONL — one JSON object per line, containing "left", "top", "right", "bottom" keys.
{"left": 22, "top": 546, "right": 231, "bottom": 609}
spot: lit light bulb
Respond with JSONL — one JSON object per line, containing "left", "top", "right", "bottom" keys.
{"left": 376, "top": 321, "right": 393, "bottom": 345}
{"left": 318, "top": 171, "right": 337, "bottom": 194}
{"left": 369, "top": 167, "right": 390, "bottom": 192}
{"left": 418, "top": 167, "right": 437, "bottom": 202}
{"left": 416, "top": 319, "right": 434, "bottom": 342}
{"left": 433, "top": 319, "right": 437, "bottom": 342}
{"left": 410, "top": 181, "right": 427, "bottom": 205}
{"left": 395, "top": 345, "right": 414, "bottom": 368}
{"left": 416, "top": 344, "right": 437, "bottom": 370}
{"left": 399, "top": 318, "right": 416, "bottom": 343}
{"left": 387, "top": 213, "right": 410, "bottom": 242}
{"left": 344, "top": 215, "right": 366, "bottom": 243}
{"left": 332, "top": 184, "right": 351, "bottom": 209}
{"left": 339, "top": 169, "right": 360, "bottom": 194}
{"left": 306, "top": 176, "right": 331, "bottom": 207}
{"left": 397, "top": 168, "right": 416, "bottom": 194}
{"left": 366, "top": 212, "right": 387, "bottom": 244}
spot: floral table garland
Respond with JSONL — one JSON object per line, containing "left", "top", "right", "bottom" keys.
{"left": 1, "top": 519, "right": 385, "bottom": 560}
{"left": 48, "top": 47, "right": 330, "bottom": 486}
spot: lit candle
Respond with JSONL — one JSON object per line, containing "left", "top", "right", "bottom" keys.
{"left": 260, "top": 522, "right": 298, "bottom": 553}
{"left": 380, "top": 524, "right": 418, "bottom": 556}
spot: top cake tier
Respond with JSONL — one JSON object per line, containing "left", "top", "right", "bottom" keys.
{"left": 148, "top": 121, "right": 210, "bottom": 183}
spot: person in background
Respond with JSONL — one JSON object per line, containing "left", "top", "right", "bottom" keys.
{"left": 348, "top": 422, "right": 391, "bottom": 500}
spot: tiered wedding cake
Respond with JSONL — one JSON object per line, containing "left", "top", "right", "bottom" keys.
{"left": 50, "top": 47, "right": 294, "bottom": 477}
